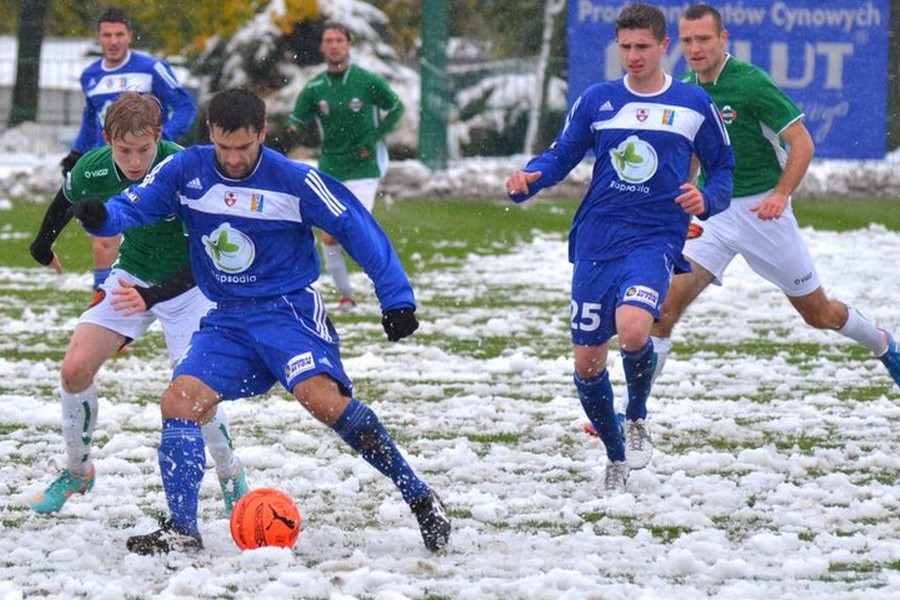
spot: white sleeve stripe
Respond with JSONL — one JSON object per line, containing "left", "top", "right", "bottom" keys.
{"left": 305, "top": 170, "right": 346, "bottom": 216}
{"left": 711, "top": 102, "right": 731, "bottom": 145}
{"left": 153, "top": 62, "right": 181, "bottom": 89}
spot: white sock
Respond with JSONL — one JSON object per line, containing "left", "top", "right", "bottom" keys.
{"left": 202, "top": 406, "right": 240, "bottom": 479}
{"left": 650, "top": 336, "right": 672, "bottom": 382}
{"left": 60, "top": 384, "right": 99, "bottom": 475}
{"left": 323, "top": 242, "right": 353, "bottom": 298}
{"left": 838, "top": 304, "right": 888, "bottom": 355}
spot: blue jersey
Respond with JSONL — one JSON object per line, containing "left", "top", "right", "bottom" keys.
{"left": 514, "top": 74, "right": 734, "bottom": 268}
{"left": 73, "top": 51, "right": 196, "bottom": 153}
{"left": 87, "top": 146, "right": 415, "bottom": 310}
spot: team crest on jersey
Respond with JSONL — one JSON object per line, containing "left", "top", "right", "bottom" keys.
{"left": 318, "top": 100, "right": 329, "bottom": 116}
{"left": 202, "top": 222, "right": 255, "bottom": 274}
{"left": 636, "top": 108, "right": 649, "bottom": 122}
{"left": 720, "top": 105, "right": 737, "bottom": 124}
{"left": 609, "top": 135, "right": 658, "bottom": 184}
{"left": 349, "top": 98, "right": 364, "bottom": 112}
{"left": 224, "top": 191, "right": 237, "bottom": 207}
{"left": 624, "top": 285, "right": 659, "bottom": 308}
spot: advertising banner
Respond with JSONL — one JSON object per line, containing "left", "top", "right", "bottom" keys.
{"left": 568, "top": 1, "right": 890, "bottom": 158}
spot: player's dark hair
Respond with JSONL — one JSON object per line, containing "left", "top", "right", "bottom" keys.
{"left": 207, "top": 88, "right": 267, "bottom": 134}
{"left": 97, "top": 6, "right": 130, "bottom": 30}
{"left": 321, "top": 22, "right": 353, "bottom": 43}
{"left": 105, "top": 92, "right": 162, "bottom": 141}
{"left": 682, "top": 4, "right": 724, "bottom": 32}
{"left": 616, "top": 2, "right": 668, "bottom": 42}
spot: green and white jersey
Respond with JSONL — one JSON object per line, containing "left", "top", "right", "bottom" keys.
{"left": 63, "top": 140, "right": 187, "bottom": 284}
{"left": 289, "top": 64, "right": 404, "bottom": 181}
{"left": 683, "top": 55, "right": 804, "bottom": 198}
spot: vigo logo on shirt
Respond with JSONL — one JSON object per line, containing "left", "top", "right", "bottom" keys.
{"left": 609, "top": 135, "right": 658, "bottom": 184}
{"left": 202, "top": 222, "right": 255, "bottom": 275}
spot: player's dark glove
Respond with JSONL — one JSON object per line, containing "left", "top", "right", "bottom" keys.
{"left": 59, "top": 150, "right": 82, "bottom": 176}
{"left": 29, "top": 240, "right": 54, "bottom": 266}
{"left": 382, "top": 308, "right": 419, "bottom": 342}
{"left": 69, "top": 199, "right": 107, "bottom": 229}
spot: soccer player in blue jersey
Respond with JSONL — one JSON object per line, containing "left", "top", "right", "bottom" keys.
{"left": 505, "top": 2, "right": 734, "bottom": 493}
{"left": 71, "top": 88, "right": 450, "bottom": 555}
{"left": 61, "top": 7, "right": 197, "bottom": 292}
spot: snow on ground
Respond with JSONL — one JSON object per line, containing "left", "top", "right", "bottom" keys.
{"left": 1, "top": 147, "right": 900, "bottom": 598}
{"left": 1, "top": 224, "right": 900, "bottom": 599}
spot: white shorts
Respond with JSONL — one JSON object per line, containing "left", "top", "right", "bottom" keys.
{"left": 684, "top": 191, "right": 820, "bottom": 297}
{"left": 343, "top": 178, "right": 379, "bottom": 213}
{"left": 79, "top": 268, "right": 215, "bottom": 363}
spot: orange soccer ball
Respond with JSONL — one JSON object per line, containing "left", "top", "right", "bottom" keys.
{"left": 229, "top": 488, "right": 301, "bottom": 550}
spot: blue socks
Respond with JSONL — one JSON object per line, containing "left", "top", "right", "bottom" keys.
{"left": 159, "top": 418, "right": 206, "bottom": 535}
{"left": 575, "top": 370, "right": 624, "bottom": 461}
{"left": 332, "top": 399, "right": 429, "bottom": 504}
{"left": 622, "top": 339, "right": 655, "bottom": 421}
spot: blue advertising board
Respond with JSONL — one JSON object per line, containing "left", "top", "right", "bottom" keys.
{"left": 567, "top": 1, "right": 890, "bottom": 158}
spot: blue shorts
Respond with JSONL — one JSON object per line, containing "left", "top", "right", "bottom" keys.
{"left": 570, "top": 248, "right": 674, "bottom": 346}
{"left": 173, "top": 286, "right": 353, "bottom": 401}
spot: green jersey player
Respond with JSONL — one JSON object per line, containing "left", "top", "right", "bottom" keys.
{"left": 650, "top": 4, "right": 900, "bottom": 389}
{"left": 287, "top": 22, "right": 405, "bottom": 310}
{"left": 28, "top": 93, "right": 249, "bottom": 516}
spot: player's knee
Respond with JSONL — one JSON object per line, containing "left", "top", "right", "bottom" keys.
{"left": 618, "top": 331, "right": 650, "bottom": 353}
{"left": 573, "top": 355, "right": 606, "bottom": 379}
{"left": 59, "top": 363, "right": 94, "bottom": 394}
{"left": 160, "top": 384, "right": 205, "bottom": 421}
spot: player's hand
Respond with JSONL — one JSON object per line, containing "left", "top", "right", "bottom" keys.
{"left": 750, "top": 192, "right": 788, "bottom": 221}
{"left": 675, "top": 182, "right": 706, "bottom": 216}
{"left": 110, "top": 278, "right": 147, "bottom": 315}
{"left": 382, "top": 308, "right": 419, "bottom": 341}
{"left": 69, "top": 199, "right": 107, "bottom": 229}
{"left": 60, "top": 150, "right": 82, "bottom": 176}
{"left": 506, "top": 170, "right": 542, "bottom": 197}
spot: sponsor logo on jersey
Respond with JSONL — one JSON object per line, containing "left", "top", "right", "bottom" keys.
{"left": 318, "top": 100, "right": 329, "bottom": 117}
{"left": 202, "top": 222, "right": 256, "bottom": 275}
{"left": 609, "top": 134, "right": 658, "bottom": 185}
{"left": 186, "top": 177, "right": 203, "bottom": 190}
{"left": 661, "top": 109, "right": 675, "bottom": 125}
{"left": 285, "top": 352, "right": 315, "bottom": 381}
{"left": 636, "top": 108, "right": 649, "bottom": 122}
{"left": 720, "top": 105, "right": 737, "bottom": 125}
{"left": 224, "top": 191, "right": 237, "bottom": 207}
{"left": 84, "top": 168, "right": 109, "bottom": 179}
{"left": 599, "top": 100, "right": 614, "bottom": 112}
{"left": 106, "top": 76, "right": 127, "bottom": 90}
{"left": 349, "top": 98, "right": 364, "bottom": 112}
{"left": 624, "top": 285, "right": 659, "bottom": 308}
{"left": 250, "top": 194, "right": 265, "bottom": 213}
{"left": 125, "top": 190, "right": 141, "bottom": 203}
